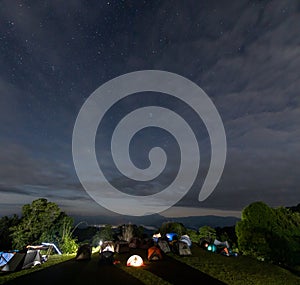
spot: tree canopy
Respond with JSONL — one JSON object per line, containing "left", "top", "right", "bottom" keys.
{"left": 236, "top": 201, "right": 300, "bottom": 265}
{"left": 159, "top": 221, "right": 186, "bottom": 237}
{"left": 9, "top": 198, "right": 77, "bottom": 253}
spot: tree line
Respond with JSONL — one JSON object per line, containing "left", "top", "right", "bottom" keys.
{"left": 0, "top": 198, "right": 77, "bottom": 253}
{"left": 2, "top": 198, "right": 300, "bottom": 267}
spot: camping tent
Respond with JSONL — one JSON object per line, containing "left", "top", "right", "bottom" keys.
{"left": 152, "top": 233, "right": 161, "bottom": 243}
{"left": 157, "top": 239, "right": 171, "bottom": 253}
{"left": 100, "top": 241, "right": 115, "bottom": 253}
{"left": 207, "top": 244, "right": 217, "bottom": 253}
{"left": 147, "top": 246, "right": 163, "bottom": 261}
{"left": 75, "top": 244, "right": 92, "bottom": 261}
{"left": 99, "top": 241, "right": 115, "bottom": 265}
{"left": 129, "top": 237, "right": 141, "bottom": 249}
{"left": 178, "top": 241, "right": 192, "bottom": 256}
{"left": 0, "top": 252, "right": 15, "bottom": 268}
{"left": 180, "top": 235, "right": 192, "bottom": 247}
{"left": 127, "top": 255, "right": 144, "bottom": 267}
{"left": 99, "top": 250, "right": 114, "bottom": 265}
{"left": 166, "top": 232, "right": 178, "bottom": 242}
{"left": 172, "top": 241, "right": 192, "bottom": 256}
{"left": 115, "top": 240, "right": 129, "bottom": 253}
{"left": 41, "top": 243, "right": 62, "bottom": 255}
{"left": 140, "top": 238, "right": 153, "bottom": 249}
{"left": 213, "top": 239, "right": 230, "bottom": 249}
{"left": 199, "top": 238, "right": 211, "bottom": 249}
{"left": 1, "top": 249, "right": 42, "bottom": 272}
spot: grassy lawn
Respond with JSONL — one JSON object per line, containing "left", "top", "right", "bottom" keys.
{"left": 114, "top": 252, "right": 171, "bottom": 285}
{"left": 2, "top": 247, "right": 300, "bottom": 285}
{"left": 170, "top": 245, "right": 300, "bottom": 285}
{"left": 117, "top": 263, "right": 171, "bottom": 285}
{"left": 0, "top": 254, "right": 75, "bottom": 284}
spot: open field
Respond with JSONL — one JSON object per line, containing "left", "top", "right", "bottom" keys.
{"left": 1, "top": 246, "right": 300, "bottom": 284}
{"left": 0, "top": 254, "right": 75, "bottom": 284}
{"left": 170, "top": 245, "right": 300, "bottom": 285}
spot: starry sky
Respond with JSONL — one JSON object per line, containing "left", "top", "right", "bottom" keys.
{"left": 1, "top": 0, "right": 300, "bottom": 224}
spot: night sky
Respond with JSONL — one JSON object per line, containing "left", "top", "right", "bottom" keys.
{"left": 1, "top": 1, "right": 300, "bottom": 223}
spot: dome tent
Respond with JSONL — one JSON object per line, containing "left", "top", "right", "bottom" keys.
{"left": 180, "top": 235, "right": 192, "bottom": 247}
{"left": 75, "top": 244, "right": 92, "bottom": 261}
{"left": 147, "top": 245, "right": 163, "bottom": 261}
{"left": 126, "top": 255, "right": 144, "bottom": 267}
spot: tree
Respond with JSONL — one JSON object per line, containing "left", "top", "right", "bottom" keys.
{"left": 215, "top": 225, "right": 237, "bottom": 248}
{"left": 236, "top": 201, "right": 300, "bottom": 265}
{"left": 186, "top": 228, "right": 200, "bottom": 243}
{"left": 198, "top": 225, "right": 216, "bottom": 242}
{"left": 0, "top": 214, "right": 20, "bottom": 250}
{"left": 119, "top": 224, "right": 135, "bottom": 242}
{"left": 236, "top": 201, "right": 275, "bottom": 261}
{"left": 92, "top": 225, "right": 114, "bottom": 246}
{"left": 9, "top": 198, "right": 77, "bottom": 253}
{"left": 159, "top": 222, "right": 186, "bottom": 237}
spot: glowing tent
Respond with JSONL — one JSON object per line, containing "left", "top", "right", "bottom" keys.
{"left": 207, "top": 244, "right": 217, "bottom": 253}
{"left": 126, "top": 255, "right": 144, "bottom": 267}
{"left": 99, "top": 241, "right": 115, "bottom": 265}
{"left": 148, "top": 246, "right": 163, "bottom": 261}
{"left": 152, "top": 233, "right": 161, "bottom": 243}
{"left": 166, "top": 232, "right": 178, "bottom": 242}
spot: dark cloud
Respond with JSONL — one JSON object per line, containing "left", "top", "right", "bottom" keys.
{"left": 0, "top": 0, "right": 299, "bottom": 220}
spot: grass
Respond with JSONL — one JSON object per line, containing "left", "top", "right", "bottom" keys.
{"left": 0, "top": 254, "right": 75, "bottom": 284}
{"left": 114, "top": 252, "right": 171, "bottom": 285}
{"left": 170, "top": 245, "right": 300, "bottom": 285}
{"left": 117, "top": 263, "right": 171, "bottom": 285}
{"left": 2, "top": 247, "right": 300, "bottom": 285}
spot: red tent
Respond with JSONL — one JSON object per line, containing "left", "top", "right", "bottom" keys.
{"left": 147, "top": 245, "right": 163, "bottom": 261}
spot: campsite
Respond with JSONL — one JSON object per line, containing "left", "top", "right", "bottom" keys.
{"left": 2, "top": 217, "right": 300, "bottom": 285}
{"left": 2, "top": 200, "right": 300, "bottom": 284}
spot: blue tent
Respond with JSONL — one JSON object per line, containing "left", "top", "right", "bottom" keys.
{"left": 0, "top": 252, "right": 15, "bottom": 267}
{"left": 166, "top": 233, "right": 178, "bottom": 242}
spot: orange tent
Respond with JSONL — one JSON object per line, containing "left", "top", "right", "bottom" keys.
{"left": 147, "top": 245, "right": 163, "bottom": 261}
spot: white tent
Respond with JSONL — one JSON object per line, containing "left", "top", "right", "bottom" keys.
{"left": 178, "top": 241, "right": 192, "bottom": 256}
{"left": 180, "top": 235, "right": 192, "bottom": 247}
{"left": 213, "top": 239, "right": 229, "bottom": 248}
{"left": 127, "top": 255, "right": 144, "bottom": 267}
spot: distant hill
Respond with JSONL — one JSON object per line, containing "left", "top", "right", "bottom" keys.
{"left": 161, "top": 215, "right": 240, "bottom": 230}
{"left": 73, "top": 213, "right": 240, "bottom": 230}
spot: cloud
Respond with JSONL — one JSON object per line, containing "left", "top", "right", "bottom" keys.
{"left": 1, "top": 0, "right": 300, "bottom": 218}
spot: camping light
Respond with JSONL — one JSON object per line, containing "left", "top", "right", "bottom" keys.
{"left": 152, "top": 233, "right": 161, "bottom": 243}
{"left": 99, "top": 240, "right": 103, "bottom": 246}
{"left": 207, "top": 244, "right": 217, "bottom": 253}
{"left": 126, "top": 255, "right": 144, "bottom": 267}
